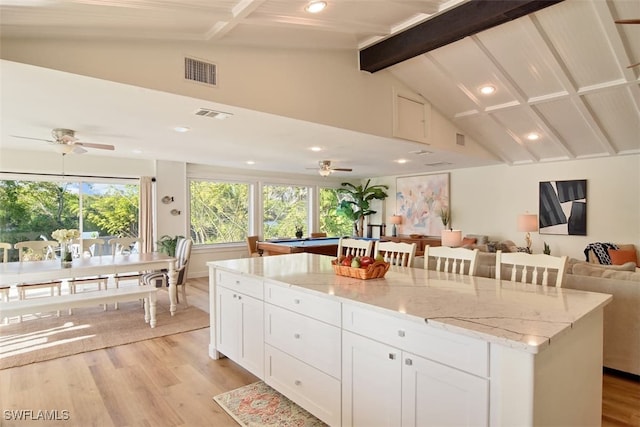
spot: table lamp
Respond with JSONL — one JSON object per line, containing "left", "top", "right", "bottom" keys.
{"left": 441, "top": 229, "right": 462, "bottom": 247}
{"left": 517, "top": 213, "right": 538, "bottom": 253}
{"left": 389, "top": 215, "right": 402, "bottom": 237}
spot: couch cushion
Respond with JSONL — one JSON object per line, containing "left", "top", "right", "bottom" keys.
{"left": 608, "top": 248, "right": 638, "bottom": 267}
{"left": 572, "top": 262, "right": 638, "bottom": 278}
{"left": 601, "top": 269, "right": 640, "bottom": 282}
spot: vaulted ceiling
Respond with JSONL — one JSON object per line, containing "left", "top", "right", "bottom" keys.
{"left": 1, "top": 0, "right": 638, "bottom": 177}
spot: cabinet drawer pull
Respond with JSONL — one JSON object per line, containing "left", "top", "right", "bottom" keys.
{"left": 233, "top": 294, "right": 237, "bottom": 299}
{"left": 405, "top": 358, "right": 413, "bottom": 366}
{"left": 235, "top": 280, "right": 240, "bottom": 285}
{"left": 238, "top": 295, "right": 242, "bottom": 300}
{"left": 388, "top": 353, "right": 397, "bottom": 360}
{"left": 294, "top": 333, "right": 301, "bottom": 339}
{"left": 293, "top": 298, "right": 301, "bottom": 304}
{"left": 398, "top": 330, "right": 406, "bottom": 337}
{"left": 294, "top": 380, "right": 302, "bottom": 386}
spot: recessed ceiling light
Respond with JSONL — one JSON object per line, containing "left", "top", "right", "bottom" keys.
{"left": 305, "top": 1, "right": 327, "bottom": 13}
{"left": 246, "top": 160, "right": 256, "bottom": 165}
{"left": 310, "top": 146, "right": 322, "bottom": 152}
{"left": 526, "top": 133, "right": 540, "bottom": 141}
{"left": 173, "top": 126, "right": 190, "bottom": 133}
{"left": 395, "top": 159, "right": 409, "bottom": 164}
{"left": 479, "top": 85, "right": 496, "bottom": 95}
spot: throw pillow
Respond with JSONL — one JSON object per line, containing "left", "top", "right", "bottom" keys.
{"left": 608, "top": 249, "right": 638, "bottom": 267}
{"left": 461, "top": 237, "right": 477, "bottom": 246}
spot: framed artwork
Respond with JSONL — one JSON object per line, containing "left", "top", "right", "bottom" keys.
{"left": 539, "top": 179, "right": 587, "bottom": 235}
{"left": 396, "top": 173, "right": 450, "bottom": 236}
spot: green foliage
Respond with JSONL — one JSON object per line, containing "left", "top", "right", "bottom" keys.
{"left": 157, "top": 235, "right": 184, "bottom": 256}
{"left": 319, "top": 188, "right": 352, "bottom": 237}
{"left": 543, "top": 242, "right": 551, "bottom": 255}
{"left": 189, "top": 181, "right": 249, "bottom": 244}
{"left": 262, "top": 184, "right": 308, "bottom": 239}
{"left": 84, "top": 185, "right": 138, "bottom": 237}
{"left": 336, "top": 180, "right": 389, "bottom": 236}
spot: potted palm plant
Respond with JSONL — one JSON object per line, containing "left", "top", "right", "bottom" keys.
{"left": 336, "top": 179, "right": 389, "bottom": 237}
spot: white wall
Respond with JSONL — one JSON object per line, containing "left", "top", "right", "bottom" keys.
{"left": 374, "top": 155, "right": 640, "bottom": 260}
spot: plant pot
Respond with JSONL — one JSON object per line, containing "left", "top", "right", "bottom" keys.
{"left": 295, "top": 231, "right": 303, "bottom": 239}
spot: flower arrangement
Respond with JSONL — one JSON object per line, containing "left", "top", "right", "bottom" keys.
{"left": 52, "top": 229, "right": 80, "bottom": 243}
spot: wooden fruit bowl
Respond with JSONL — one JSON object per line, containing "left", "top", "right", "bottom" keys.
{"left": 331, "top": 260, "right": 390, "bottom": 280}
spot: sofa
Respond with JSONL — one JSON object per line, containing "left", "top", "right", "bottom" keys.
{"left": 418, "top": 238, "right": 640, "bottom": 376}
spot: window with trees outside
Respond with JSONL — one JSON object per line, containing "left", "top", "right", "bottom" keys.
{"left": 0, "top": 179, "right": 139, "bottom": 262}
{"left": 319, "top": 187, "right": 353, "bottom": 237}
{"left": 263, "top": 184, "right": 309, "bottom": 240}
{"left": 190, "top": 180, "right": 250, "bottom": 245}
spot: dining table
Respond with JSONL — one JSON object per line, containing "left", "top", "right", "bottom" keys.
{"left": 0, "top": 252, "right": 179, "bottom": 315}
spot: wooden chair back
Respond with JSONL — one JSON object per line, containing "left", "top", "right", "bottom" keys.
{"left": 425, "top": 246, "right": 479, "bottom": 275}
{"left": 374, "top": 241, "right": 416, "bottom": 267}
{"left": 74, "top": 238, "right": 106, "bottom": 256}
{"left": 14, "top": 240, "right": 58, "bottom": 261}
{"left": 246, "top": 236, "right": 261, "bottom": 257}
{"left": 496, "top": 250, "right": 568, "bottom": 287}
{"left": 338, "top": 238, "right": 373, "bottom": 258}
{"left": 0, "top": 242, "right": 11, "bottom": 263}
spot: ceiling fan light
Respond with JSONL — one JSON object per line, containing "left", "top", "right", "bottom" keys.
{"left": 318, "top": 169, "right": 332, "bottom": 177}
{"left": 305, "top": 1, "right": 327, "bottom": 13}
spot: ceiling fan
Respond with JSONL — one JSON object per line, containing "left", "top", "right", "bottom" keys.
{"left": 308, "top": 160, "right": 353, "bottom": 177}
{"left": 615, "top": 19, "right": 640, "bottom": 69}
{"left": 11, "top": 128, "right": 115, "bottom": 155}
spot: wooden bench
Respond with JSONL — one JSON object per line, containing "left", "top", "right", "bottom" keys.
{"left": 0, "top": 286, "right": 159, "bottom": 328}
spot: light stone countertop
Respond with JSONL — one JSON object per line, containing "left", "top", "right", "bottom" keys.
{"left": 208, "top": 253, "right": 612, "bottom": 354}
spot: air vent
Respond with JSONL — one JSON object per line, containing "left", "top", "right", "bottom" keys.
{"left": 424, "top": 162, "right": 452, "bottom": 167}
{"left": 194, "top": 108, "right": 233, "bottom": 120}
{"left": 185, "top": 57, "right": 217, "bottom": 86}
{"left": 456, "top": 133, "right": 465, "bottom": 146}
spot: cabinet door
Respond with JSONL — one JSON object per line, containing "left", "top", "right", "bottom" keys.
{"left": 216, "top": 286, "right": 264, "bottom": 379}
{"left": 402, "top": 352, "right": 489, "bottom": 427}
{"left": 215, "top": 285, "right": 240, "bottom": 360}
{"left": 343, "top": 331, "right": 402, "bottom": 427}
{"left": 239, "top": 291, "right": 264, "bottom": 378}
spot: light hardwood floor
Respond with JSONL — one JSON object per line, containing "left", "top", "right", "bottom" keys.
{"left": 1, "top": 277, "right": 638, "bottom": 426}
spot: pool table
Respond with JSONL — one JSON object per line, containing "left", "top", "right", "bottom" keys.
{"left": 257, "top": 237, "right": 377, "bottom": 257}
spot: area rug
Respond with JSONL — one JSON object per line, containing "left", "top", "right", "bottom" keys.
{"left": 0, "top": 289, "right": 209, "bottom": 369}
{"left": 213, "top": 381, "right": 327, "bottom": 427}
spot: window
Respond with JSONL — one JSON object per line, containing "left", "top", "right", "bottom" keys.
{"left": 263, "top": 184, "right": 308, "bottom": 239}
{"left": 189, "top": 180, "right": 250, "bottom": 245}
{"left": 319, "top": 187, "right": 353, "bottom": 236}
{"left": 0, "top": 178, "right": 139, "bottom": 261}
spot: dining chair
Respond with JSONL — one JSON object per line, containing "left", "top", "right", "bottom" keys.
{"left": 496, "top": 250, "right": 568, "bottom": 287}
{"left": 68, "top": 238, "right": 108, "bottom": 313}
{"left": 424, "top": 245, "right": 479, "bottom": 276}
{"left": 338, "top": 237, "right": 374, "bottom": 258}
{"left": 142, "top": 237, "right": 193, "bottom": 306}
{"left": 310, "top": 232, "right": 327, "bottom": 238}
{"left": 0, "top": 242, "right": 11, "bottom": 302}
{"left": 374, "top": 241, "right": 416, "bottom": 267}
{"left": 13, "top": 241, "right": 62, "bottom": 319}
{"left": 108, "top": 237, "right": 145, "bottom": 286}
{"left": 246, "top": 235, "right": 263, "bottom": 257}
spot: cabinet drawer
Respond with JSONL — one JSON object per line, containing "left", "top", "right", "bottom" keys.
{"left": 265, "top": 281, "right": 340, "bottom": 326}
{"left": 343, "top": 304, "right": 489, "bottom": 377}
{"left": 265, "top": 344, "right": 341, "bottom": 427}
{"left": 265, "top": 303, "right": 341, "bottom": 378}
{"left": 216, "top": 270, "right": 263, "bottom": 300}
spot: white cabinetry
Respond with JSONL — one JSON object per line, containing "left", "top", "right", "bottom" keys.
{"left": 342, "top": 304, "right": 489, "bottom": 427}
{"left": 264, "top": 282, "right": 341, "bottom": 426}
{"left": 215, "top": 271, "right": 264, "bottom": 379}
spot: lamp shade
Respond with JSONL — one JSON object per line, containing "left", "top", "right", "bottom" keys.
{"left": 441, "top": 229, "right": 462, "bottom": 247}
{"left": 389, "top": 215, "right": 402, "bottom": 225}
{"left": 517, "top": 214, "right": 539, "bottom": 232}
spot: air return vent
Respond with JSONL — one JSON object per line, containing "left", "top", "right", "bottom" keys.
{"left": 185, "top": 57, "right": 217, "bottom": 86}
{"left": 194, "top": 108, "right": 233, "bottom": 120}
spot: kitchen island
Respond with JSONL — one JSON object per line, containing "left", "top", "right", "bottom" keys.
{"left": 208, "top": 253, "right": 611, "bottom": 426}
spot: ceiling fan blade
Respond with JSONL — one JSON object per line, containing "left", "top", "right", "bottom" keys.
{"left": 627, "top": 62, "right": 640, "bottom": 69}
{"left": 75, "top": 142, "right": 115, "bottom": 151}
{"left": 11, "top": 135, "right": 54, "bottom": 143}
{"left": 331, "top": 168, "right": 353, "bottom": 172}
{"left": 615, "top": 19, "right": 640, "bottom": 24}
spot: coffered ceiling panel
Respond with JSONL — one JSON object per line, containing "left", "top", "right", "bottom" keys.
{"left": 583, "top": 88, "right": 640, "bottom": 154}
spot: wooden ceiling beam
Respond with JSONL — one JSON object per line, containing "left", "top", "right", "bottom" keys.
{"left": 359, "top": 0, "right": 564, "bottom": 73}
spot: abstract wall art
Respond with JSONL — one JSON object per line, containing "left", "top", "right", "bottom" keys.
{"left": 396, "top": 173, "right": 449, "bottom": 236}
{"left": 539, "top": 179, "right": 587, "bottom": 235}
